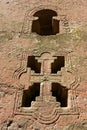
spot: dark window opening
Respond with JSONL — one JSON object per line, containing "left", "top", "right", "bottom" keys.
{"left": 52, "top": 83, "right": 68, "bottom": 107}
{"left": 22, "top": 83, "right": 40, "bottom": 107}
{"left": 32, "top": 9, "right": 60, "bottom": 36}
{"left": 27, "top": 56, "right": 41, "bottom": 73}
{"left": 51, "top": 56, "right": 65, "bottom": 73}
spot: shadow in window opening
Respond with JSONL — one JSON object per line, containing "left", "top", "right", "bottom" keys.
{"left": 32, "top": 9, "right": 60, "bottom": 35}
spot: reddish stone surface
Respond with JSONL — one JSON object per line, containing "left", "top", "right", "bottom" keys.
{"left": 0, "top": 0, "right": 87, "bottom": 130}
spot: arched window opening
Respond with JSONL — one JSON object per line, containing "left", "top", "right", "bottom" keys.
{"left": 22, "top": 83, "right": 40, "bottom": 107}
{"left": 52, "top": 83, "right": 68, "bottom": 107}
{"left": 32, "top": 9, "right": 60, "bottom": 36}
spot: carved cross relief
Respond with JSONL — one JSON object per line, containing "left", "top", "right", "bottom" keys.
{"left": 14, "top": 52, "right": 80, "bottom": 124}
{"left": 19, "top": 52, "right": 69, "bottom": 108}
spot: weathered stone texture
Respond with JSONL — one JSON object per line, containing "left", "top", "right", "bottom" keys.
{"left": 0, "top": 0, "right": 87, "bottom": 32}
{"left": 0, "top": 0, "right": 87, "bottom": 130}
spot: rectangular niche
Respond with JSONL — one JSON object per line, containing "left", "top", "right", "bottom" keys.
{"left": 52, "top": 83, "right": 68, "bottom": 107}
{"left": 27, "top": 56, "right": 41, "bottom": 73}
{"left": 51, "top": 56, "right": 65, "bottom": 73}
{"left": 22, "top": 83, "right": 40, "bottom": 107}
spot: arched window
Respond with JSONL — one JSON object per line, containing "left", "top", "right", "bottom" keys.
{"left": 32, "top": 9, "right": 60, "bottom": 35}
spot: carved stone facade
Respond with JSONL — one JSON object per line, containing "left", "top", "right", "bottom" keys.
{"left": 0, "top": 0, "right": 87, "bottom": 130}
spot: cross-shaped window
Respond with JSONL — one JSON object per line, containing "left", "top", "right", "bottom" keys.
{"left": 22, "top": 54, "right": 68, "bottom": 108}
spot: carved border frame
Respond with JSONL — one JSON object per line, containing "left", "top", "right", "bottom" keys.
{"left": 21, "top": 4, "right": 70, "bottom": 35}
{"left": 13, "top": 51, "right": 80, "bottom": 118}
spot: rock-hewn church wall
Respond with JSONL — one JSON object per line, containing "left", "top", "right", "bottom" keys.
{"left": 0, "top": 0, "right": 87, "bottom": 32}
{"left": 0, "top": 0, "right": 87, "bottom": 130}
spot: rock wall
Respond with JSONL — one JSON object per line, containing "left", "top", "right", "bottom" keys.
{"left": 0, "top": 0, "right": 87, "bottom": 32}
{"left": 0, "top": 0, "right": 87, "bottom": 130}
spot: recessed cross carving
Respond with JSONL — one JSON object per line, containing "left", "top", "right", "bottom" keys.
{"left": 22, "top": 53, "right": 67, "bottom": 107}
